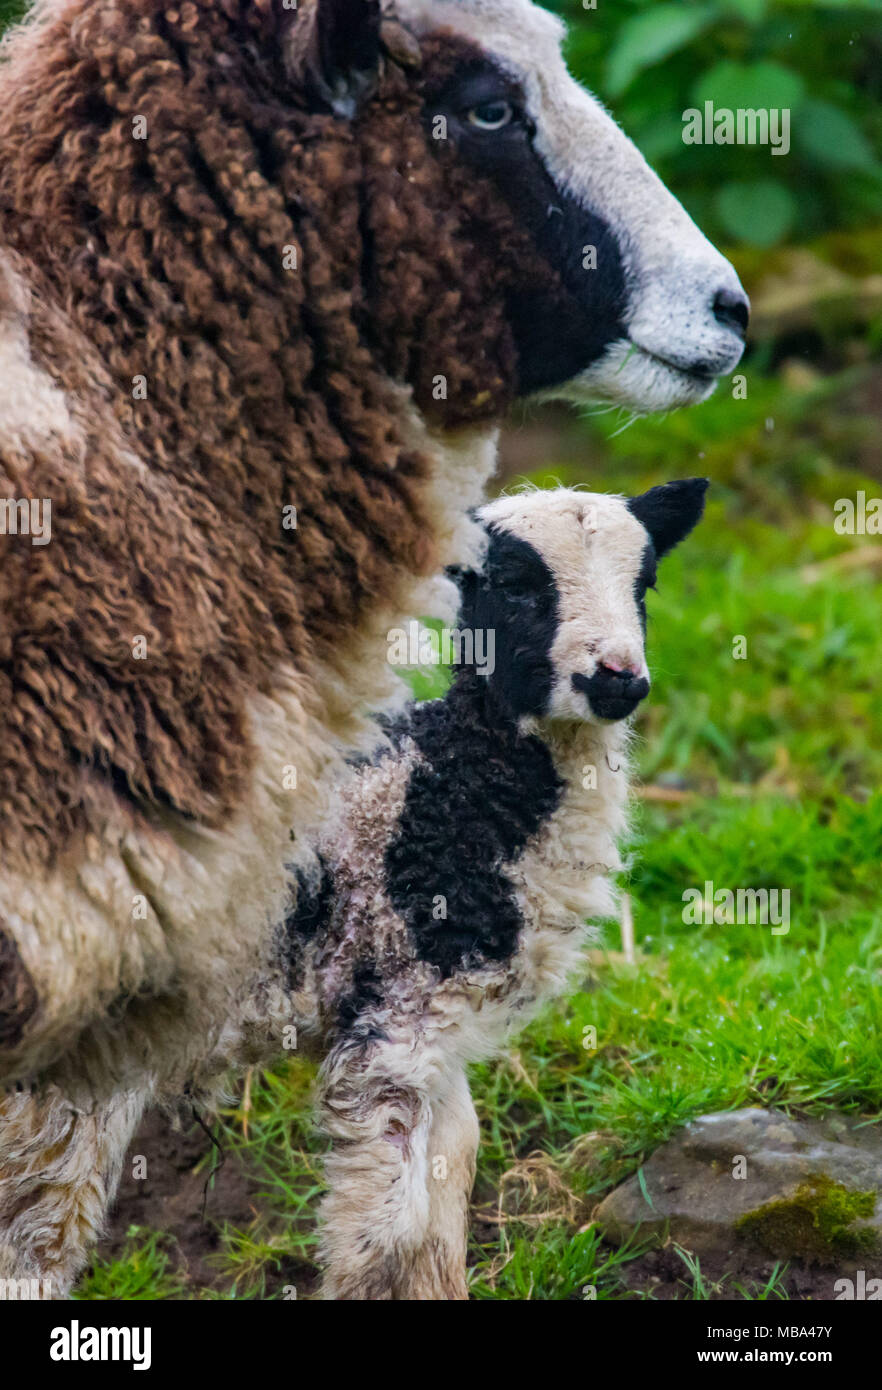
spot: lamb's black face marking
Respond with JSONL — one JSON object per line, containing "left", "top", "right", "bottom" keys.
{"left": 384, "top": 677, "right": 563, "bottom": 980}
{"left": 632, "top": 541, "right": 657, "bottom": 637}
{"left": 424, "top": 59, "right": 627, "bottom": 395}
{"left": 571, "top": 665, "right": 650, "bottom": 722}
{"left": 457, "top": 526, "right": 559, "bottom": 718}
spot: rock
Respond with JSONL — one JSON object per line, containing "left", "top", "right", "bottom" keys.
{"left": 594, "top": 1108, "right": 882, "bottom": 1272}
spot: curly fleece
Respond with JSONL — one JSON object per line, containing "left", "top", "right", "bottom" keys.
{"left": 0, "top": 0, "right": 563, "bottom": 869}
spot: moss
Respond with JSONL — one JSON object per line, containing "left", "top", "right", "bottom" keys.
{"left": 735, "top": 1175, "right": 878, "bottom": 1264}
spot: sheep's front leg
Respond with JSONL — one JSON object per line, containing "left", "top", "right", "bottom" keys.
{"left": 0, "top": 1084, "right": 148, "bottom": 1297}
{"left": 318, "top": 1039, "right": 477, "bottom": 1300}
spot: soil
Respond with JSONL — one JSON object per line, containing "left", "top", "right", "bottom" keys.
{"left": 616, "top": 1245, "right": 852, "bottom": 1302}
{"left": 97, "top": 1106, "right": 317, "bottom": 1298}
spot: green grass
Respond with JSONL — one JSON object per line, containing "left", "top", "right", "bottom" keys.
{"left": 74, "top": 1229, "right": 188, "bottom": 1301}
{"left": 77, "top": 353, "right": 882, "bottom": 1300}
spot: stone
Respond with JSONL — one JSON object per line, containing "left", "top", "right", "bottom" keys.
{"left": 593, "top": 1108, "right": 882, "bottom": 1271}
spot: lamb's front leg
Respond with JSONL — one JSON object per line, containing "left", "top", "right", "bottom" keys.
{"left": 409, "top": 1063, "right": 479, "bottom": 1300}
{"left": 318, "top": 1035, "right": 477, "bottom": 1300}
{"left": 0, "top": 1083, "right": 149, "bottom": 1297}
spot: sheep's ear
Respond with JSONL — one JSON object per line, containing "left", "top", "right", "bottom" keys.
{"left": 287, "top": 0, "right": 383, "bottom": 118}
{"left": 627, "top": 478, "right": 708, "bottom": 558}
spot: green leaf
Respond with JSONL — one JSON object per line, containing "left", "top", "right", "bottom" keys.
{"left": 714, "top": 180, "right": 797, "bottom": 247}
{"left": 796, "top": 98, "right": 879, "bottom": 171}
{"left": 605, "top": 5, "right": 716, "bottom": 98}
{"left": 636, "top": 114, "right": 691, "bottom": 164}
{"left": 717, "top": 0, "right": 768, "bottom": 21}
{"left": 693, "top": 60, "right": 806, "bottom": 114}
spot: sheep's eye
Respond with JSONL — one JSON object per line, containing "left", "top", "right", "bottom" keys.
{"left": 467, "top": 100, "right": 515, "bottom": 131}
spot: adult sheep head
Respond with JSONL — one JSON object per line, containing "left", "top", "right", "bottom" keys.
{"left": 292, "top": 0, "right": 749, "bottom": 418}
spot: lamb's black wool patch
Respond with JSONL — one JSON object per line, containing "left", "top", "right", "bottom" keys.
{"left": 283, "top": 854, "right": 335, "bottom": 989}
{"left": 384, "top": 672, "right": 563, "bottom": 980}
{"left": 334, "top": 959, "right": 388, "bottom": 1038}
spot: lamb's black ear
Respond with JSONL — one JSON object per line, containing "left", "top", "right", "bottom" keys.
{"left": 627, "top": 478, "right": 709, "bottom": 558}
{"left": 286, "top": 0, "right": 383, "bottom": 117}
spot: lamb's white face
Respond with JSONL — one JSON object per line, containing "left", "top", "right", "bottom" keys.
{"left": 471, "top": 482, "right": 707, "bottom": 723}
{"left": 394, "top": 0, "right": 749, "bottom": 411}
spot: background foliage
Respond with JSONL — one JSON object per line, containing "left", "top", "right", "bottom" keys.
{"left": 551, "top": 0, "right": 882, "bottom": 247}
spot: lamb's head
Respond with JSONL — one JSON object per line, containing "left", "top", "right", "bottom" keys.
{"left": 294, "top": 0, "right": 748, "bottom": 417}
{"left": 458, "top": 481, "right": 707, "bottom": 724}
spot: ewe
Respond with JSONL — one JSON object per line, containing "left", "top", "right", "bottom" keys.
{"left": 0, "top": 0, "right": 743, "bottom": 1294}
{"left": 285, "top": 480, "right": 708, "bottom": 1298}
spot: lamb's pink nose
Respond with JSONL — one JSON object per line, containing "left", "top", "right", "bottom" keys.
{"left": 600, "top": 658, "right": 642, "bottom": 679}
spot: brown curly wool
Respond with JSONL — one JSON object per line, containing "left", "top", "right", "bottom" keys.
{"left": 0, "top": 0, "right": 560, "bottom": 869}
{"left": 0, "top": 921, "right": 38, "bottom": 1049}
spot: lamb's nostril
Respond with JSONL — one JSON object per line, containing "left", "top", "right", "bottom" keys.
{"left": 599, "top": 660, "right": 639, "bottom": 681}
{"left": 625, "top": 676, "right": 651, "bottom": 703}
{"left": 712, "top": 287, "right": 750, "bottom": 339}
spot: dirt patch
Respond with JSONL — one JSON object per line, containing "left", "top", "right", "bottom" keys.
{"left": 97, "top": 1106, "right": 315, "bottom": 1298}
{"left": 617, "top": 1243, "right": 853, "bottom": 1301}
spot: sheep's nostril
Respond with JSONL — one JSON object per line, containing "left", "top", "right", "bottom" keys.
{"left": 712, "top": 287, "right": 750, "bottom": 339}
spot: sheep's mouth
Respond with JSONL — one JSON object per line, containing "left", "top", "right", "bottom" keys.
{"left": 629, "top": 343, "right": 719, "bottom": 388}
{"left": 557, "top": 340, "right": 721, "bottom": 412}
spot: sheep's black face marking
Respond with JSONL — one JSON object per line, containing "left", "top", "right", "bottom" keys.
{"left": 423, "top": 59, "right": 627, "bottom": 396}
{"left": 457, "top": 527, "right": 559, "bottom": 718}
{"left": 384, "top": 678, "right": 563, "bottom": 980}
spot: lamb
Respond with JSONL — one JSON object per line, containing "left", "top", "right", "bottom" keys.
{"left": 282, "top": 479, "right": 708, "bottom": 1299}
{"left": 0, "top": 0, "right": 744, "bottom": 1294}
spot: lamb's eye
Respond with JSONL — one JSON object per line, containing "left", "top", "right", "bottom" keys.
{"left": 467, "top": 100, "right": 515, "bottom": 131}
